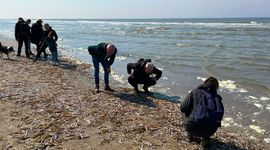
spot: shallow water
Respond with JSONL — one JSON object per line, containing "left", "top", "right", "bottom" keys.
{"left": 1, "top": 18, "right": 270, "bottom": 139}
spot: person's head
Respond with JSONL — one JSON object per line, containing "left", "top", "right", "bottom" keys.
{"left": 37, "top": 19, "right": 42, "bottom": 24}
{"left": 106, "top": 44, "right": 116, "bottom": 56}
{"left": 18, "top": 17, "right": 23, "bottom": 21}
{"left": 44, "top": 23, "right": 50, "bottom": 31}
{"left": 145, "top": 62, "right": 154, "bottom": 74}
{"left": 204, "top": 76, "right": 219, "bottom": 91}
{"left": 26, "top": 19, "right": 31, "bottom": 24}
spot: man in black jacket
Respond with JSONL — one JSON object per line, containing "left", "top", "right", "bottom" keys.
{"left": 180, "top": 77, "right": 224, "bottom": 147}
{"left": 88, "top": 43, "right": 117, "bottom": 93}
{"left": 15, "top": 17, "right": 25, "bottom": 57}
{"left": 15, "top": 18, "right": 33, "bottom": 57}
{"left": 30, "top": 19, "right": 43, "bottom": 53}
{"left": 127, "top": 58, "right": 162, "bottom": 94}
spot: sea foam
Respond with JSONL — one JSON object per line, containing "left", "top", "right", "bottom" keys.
{"left": 196, "top": 76, "right": 248, "bottom": 93}
{"left": 116, "top": 56, "right": 127, "bottom": 61}
{"left": 249, "top": 125, "right": 266, "bottom": 134}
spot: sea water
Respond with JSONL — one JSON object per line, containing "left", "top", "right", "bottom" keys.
{"left": 1, "top": 18, "right": 270, "bottom": 139}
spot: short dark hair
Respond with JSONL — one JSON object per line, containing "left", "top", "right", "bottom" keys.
{"left": 204, "top": 76, "right": 219, "bottom": 90}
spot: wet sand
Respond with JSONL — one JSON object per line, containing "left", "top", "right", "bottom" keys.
{"left": 0, "top": 37, "right": 268, "bottom": 149}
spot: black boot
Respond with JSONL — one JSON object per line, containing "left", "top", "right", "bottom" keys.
{"left": 104, "top": 84, "right": 114, "bottom": 92}
{"left": 143, "top": 85, "right": 150, "bottom": 93}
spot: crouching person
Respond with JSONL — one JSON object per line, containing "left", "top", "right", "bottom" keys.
{"left": 127, "top": 58, "right": 162, "bottom": 94}
{"left": 180, "top": 77, "right": 224, "bottom": 148}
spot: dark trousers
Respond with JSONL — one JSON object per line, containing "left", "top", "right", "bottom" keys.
{"left": 17, "top": 37, "right": 29, "bottom": 57}
{"left": 34, "top": 43, "right": 41, "bottom": 53}
{"left": 184, "top": 121, "right": 217, "bottom": 139}
{"left": 35, "top": 43, "right": 47, "bottom": 59}
{"left": 128, "top": 75, "right": 156, "bottom": 91}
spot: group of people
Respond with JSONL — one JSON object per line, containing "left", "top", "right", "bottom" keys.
{"left": 14, "top": 17, "right": 59, "bottom": 65}
{"left": 14, "top": 18, "right": 224, "bottom": 147}
{"left": 88, "top": 42, "right": 224, "bottom": 147}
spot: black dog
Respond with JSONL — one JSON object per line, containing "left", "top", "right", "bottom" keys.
{"left": 0, "top": 42, "right": 15, "bottom": 59}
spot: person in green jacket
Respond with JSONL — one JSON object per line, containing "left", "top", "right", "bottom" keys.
{"left": 88, "top": 43, "right": 117, "bottom": 93}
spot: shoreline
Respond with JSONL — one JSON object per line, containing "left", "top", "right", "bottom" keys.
{"left": 0, "top": 37, "right": 269, "bottom": 149}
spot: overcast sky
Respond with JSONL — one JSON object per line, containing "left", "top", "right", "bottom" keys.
{"left": 0, "top": 0, "right": 269, "bottom": 19}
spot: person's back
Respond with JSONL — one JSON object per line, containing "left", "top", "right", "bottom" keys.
{"left": 180, "top": 77, "right": 224, "bottom": 147}
{"left": 31, "top": 21, "right": 43, "bottom": 44}
{"left": 15, "top": 18, "right": 24, "bottom": 41}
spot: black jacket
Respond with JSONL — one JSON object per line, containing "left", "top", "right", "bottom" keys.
{"left": 88, "top": 43, "right": 117, "bottom": 66}
{"left": 30, "top": 22, "right": 43, "bottom": 44}
{"left": 41, "top": 27, "right": 58, "bottom": 44}
{"left": 15, "top": 21, "right": 24, "bottom": 40}
{"left": 21, "top": 23, "right": 31, "bottom": 39}
{"left": 127, "top": 58, "right": 162, "bottom": 80}
{"left": 180, "top": 83, "right": 223, "bottom": 123}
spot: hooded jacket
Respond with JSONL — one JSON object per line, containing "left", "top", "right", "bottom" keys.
{"left": 180, "top": 83, "right": 224, "bottom": 126}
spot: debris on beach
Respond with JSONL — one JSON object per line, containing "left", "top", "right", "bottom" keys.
{"left": 0, "top": 55, "right": 269, "bottom": 149}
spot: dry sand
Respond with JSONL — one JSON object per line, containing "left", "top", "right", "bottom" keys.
{"left": 0, "top": 38, "right": 268, "bottom": 149}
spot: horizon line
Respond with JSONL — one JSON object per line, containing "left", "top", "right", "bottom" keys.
{"left": 0, "top": 16, "right": 270, "bottom": 20}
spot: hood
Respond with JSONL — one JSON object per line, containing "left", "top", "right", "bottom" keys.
{"left": 197, "top": 82, "right": 217, "bottom": 94}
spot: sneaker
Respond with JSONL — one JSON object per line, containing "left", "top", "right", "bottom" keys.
{"left": 95, "top": 88, "right": 100, "bottom": 93}
{"left": 52, "top": 62, "right": 59, "bottom": 66}
{"left": 104, "top": 85, "right": 114, "bottom": 92}
{"left": 143, "top": 86, "right": 150, "bottom": 93}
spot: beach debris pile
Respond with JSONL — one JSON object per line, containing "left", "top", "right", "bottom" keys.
{"left": 0, "top": 57, "right": 268, "bottom": 149}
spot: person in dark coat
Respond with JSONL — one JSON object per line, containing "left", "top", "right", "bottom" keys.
{"left": 88, "top": 43, "right": 117, "bottom": 93}
{"left": 30, "top": 19, "right": 43, "bottom": 53}
{"left": 15, "top": 17, "right": 26, "bottom": 57}
{"left": 180, "top": 77, "right": 224, "bottom": 147}
{"left": 34, "top": 23, "right": 59, "bottom": 65}
{"left": 15, "top": 18, "right": 33, "bottom": 57}
{"left": 15, "top": 17, "right": 24, "bottom": 43}
{"left": 127, "top": 58, "right": 162, "bottom": 94}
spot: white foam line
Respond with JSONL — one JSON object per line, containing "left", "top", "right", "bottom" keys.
{"left": 249, "top": 96, "right": 258, "bottom": 100}
{"left": 197, "top": 76, "right": 248, "bottom": 93}
{"left": 249, "top": 125, "right": 266, "bottom": 134}
{"left": 266, "top": 107, "right": 270, "bottom": 112}
{"left": 261, "top": 97, "right": 270, "bottom": 101}
{"left": 222, "top": 117, "right": 234, "bottom": 127}
{"left": 264, "top": 138, "right": 270, "bottom": 144}
{"left": 116, "top": 56, "right": 127, "bottom": 61}
{"left": 254, "top": 103, "right": 264, "bottom": 110}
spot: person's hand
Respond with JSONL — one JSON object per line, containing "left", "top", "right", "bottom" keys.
{"left": 152, "top": 77, "right": 157, "bottom": 82}
{"left": 107, "top": 67, "right": 111, "bottom": 74}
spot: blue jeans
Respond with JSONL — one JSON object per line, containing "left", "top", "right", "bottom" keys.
{"left": 92, "top": 56, "right": 109, "bottom": 87}
{"left": 47, "top": 39, "right": 58, "bottom": 63}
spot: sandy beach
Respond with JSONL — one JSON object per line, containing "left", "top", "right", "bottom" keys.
{"left": 0, "top": 37, "right": 268, "bottom": 149}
